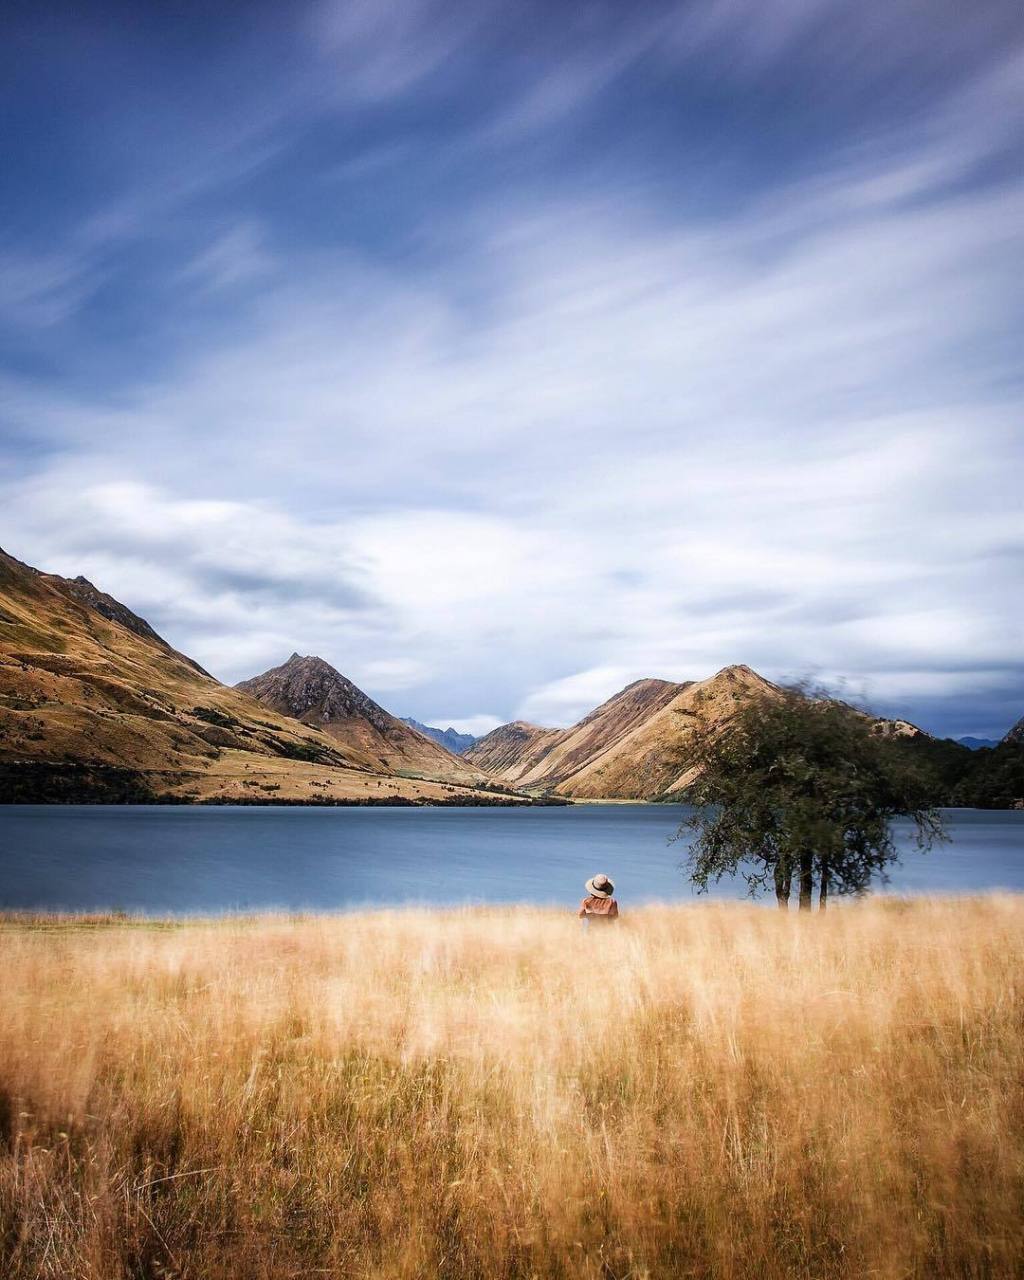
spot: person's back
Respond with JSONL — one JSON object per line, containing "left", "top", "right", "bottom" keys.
{"left": 578, "top": 874, "right": 618, "bottom": 924}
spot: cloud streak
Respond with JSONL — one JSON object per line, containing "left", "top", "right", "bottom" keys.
{"left": 1, "top": 0, "right": 1022, "bottom": 740}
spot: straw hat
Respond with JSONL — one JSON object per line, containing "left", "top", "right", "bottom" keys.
{"left": 586, "top": 873, "right": 614, "bottom": 898}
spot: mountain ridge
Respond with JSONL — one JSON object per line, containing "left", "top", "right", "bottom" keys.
{"left": 466, "top": 665, "right": 944, "bottom": 801}
{"left": 401, "top": 718, "right": 478, "bottom": 755}
{"left": 236, "top": 655, "right": 495, "bottom": 788}
{"left": 1, "top": 540, "right": 1016, "bottom": 807}
{"left": 0, "top": 548, "right": 527, "bottom": 806}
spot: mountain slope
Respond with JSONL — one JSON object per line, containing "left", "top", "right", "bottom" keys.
{"left": 464, "top": 721, "right": 565, "bottom": 784}
{"left": 237, "top": 655, "right": 494, "bottom": 787}
{"left": 401, "top": 718, "right": 477, "bottom": 755}
{"left": 469, "top": 665, "right": 949, "bottom": 801}
{"left": 0, "top": 548, "right": 514, "bottom": 805}
{"left": 558, "top": 666, "right": 780, "bottom": 799}
{"left": 467, "top": 667, "right": 789, "bottom": 799}
{"left": 1003, "top": 715, "right": 1024, "bottom": 745}
{"left": 468, "top": 679, "right": 688, "bottom": 794}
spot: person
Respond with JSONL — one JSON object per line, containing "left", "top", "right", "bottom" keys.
{"left": 578, "top": 874, "right": 619, "bottom": 925}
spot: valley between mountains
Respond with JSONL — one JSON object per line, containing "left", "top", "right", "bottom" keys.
{"left": 1, "top": 544, "right": 1021, "bottom": 806}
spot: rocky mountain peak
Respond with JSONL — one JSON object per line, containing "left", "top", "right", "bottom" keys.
{"left": 238, "top": 654, "right": 393, "bottom": 732}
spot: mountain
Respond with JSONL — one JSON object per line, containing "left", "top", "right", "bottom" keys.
{"left": 466, "top": 678, "right": 685, "bottom": 794}
{"left": 1003, "top": 716, "right": 1024, "bottom": 745}
{"left": 464, "top": 720, "right": 564, "bottom": 781}
{"left": 467, "top": 667, "right": 781, "bottom": 799}
{"left": 401, "top": 718, "right": 478, "bottom": 755}
{"left": 40, "top": 572, "right": 193, "bottom": 658}
{"left": 958, "top": 736, "right": 1000, "bottom": 750}
{"left": 237, "top": 655, "right": 495, "bottom": 788}
{"left": 466, "top": 666, "right": 941, "bottom": 801}
{"left": 871, "top": 717, "right": 927, "bottom": 740}
{"left": 0, "top": 548, "right": 518, "bottom": 805}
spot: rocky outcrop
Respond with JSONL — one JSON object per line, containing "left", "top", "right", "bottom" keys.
{"left": 1003, "top": 715, "right": 1024, "bottom": 745}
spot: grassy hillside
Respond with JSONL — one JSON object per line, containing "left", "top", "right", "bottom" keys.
{"left": 0, "top": 548, "right": 523, "bottom": 806}
{"left": 237, "top": 653, "right": 493, "bottom": 789}
{"left": 466, "top": 667, "right": 773, "bottom": 799}
{"left": 1, "top": 898, "right": 1021, "bottom": 1278}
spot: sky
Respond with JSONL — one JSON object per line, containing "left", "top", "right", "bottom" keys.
{"left": 1, "top": 0, "right": 1022, "bottom": 740}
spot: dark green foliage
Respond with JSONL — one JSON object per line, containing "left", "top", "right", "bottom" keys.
{"left": 883, "top": 736, "right": 1024, "bottom": 809}
{"left": 0, "top": 762, "right": 181, "bottom": 804}
{"left": 950, "top": 743, "right": 1024, "bottom": 809}
{"left": 678, "top": 686, "right": 946, "bottom": 909}
{"left": 188, "top": 705, "right": 240, "bottom": 729}
{"left": 884, "top": 734, "right": 974, "bottom": 801}
{"left": 257, "top": 734, "right": 347, "bottom": 765}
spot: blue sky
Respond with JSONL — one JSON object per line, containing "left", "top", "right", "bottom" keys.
{"left": 1, "top": 0, "right": 1022, "bottom": 739}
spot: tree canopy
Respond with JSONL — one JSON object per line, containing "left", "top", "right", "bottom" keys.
{"left": 678, "top": 685, "right": 946, "bottom": 909}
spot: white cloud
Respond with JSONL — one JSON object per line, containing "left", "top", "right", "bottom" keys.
{"left": 2, "top": 5, "right": 1022, "bottom": 738}
{"left": 181, "top": 222, "right": 273, "bottom": 292}
{"left": 0, "top": 247, "right": 97, "bottom": 329}
{"left": 519, "top": 667, "right": 635, "bottom": 727}
{"left": 310, "top": 0, "right": 495, "bottom": 101}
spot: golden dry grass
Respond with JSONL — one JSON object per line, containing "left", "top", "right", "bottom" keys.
{"left": 1, "top": 897, "right": 1022, "bottom": 1279}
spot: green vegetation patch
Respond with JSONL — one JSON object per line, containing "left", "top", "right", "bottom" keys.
{"left": 0, "top": 762, "right": 185, "bottom": 804}
{"left": 188, "top": 705, "right": 241, "bottom": 729}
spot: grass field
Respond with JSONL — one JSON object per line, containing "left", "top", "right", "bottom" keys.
{"left": 1, "top": 897, "right": 1022, "bottom": 1278}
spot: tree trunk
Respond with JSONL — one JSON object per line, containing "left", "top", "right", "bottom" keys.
{"left": 819, "top": 859, "right": 829, "bottom": 912}
{"left": 774, "top": 860, "right": 791, "bottom": 910}
{"left": 798, "top": 852, "right": 814, "bottom": 912}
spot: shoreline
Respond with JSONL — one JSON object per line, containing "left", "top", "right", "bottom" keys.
{"left": 2, "top": 890, "right": 1021, "bottom": 928}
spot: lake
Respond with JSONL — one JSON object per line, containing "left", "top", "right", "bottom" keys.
{"left": 1, "top": 803, "right": 1022, "bottom": 915}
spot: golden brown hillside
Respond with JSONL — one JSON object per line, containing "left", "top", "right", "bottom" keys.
{"left": 469, "top": 666, "right": 937, "bottom": 800}
{"left": 237, "top": 653, "right": 495, "bottom": 788}
{"left": 467, "top": 678, "right": 685, "bottom": 792}
{"left": 0, "top": 549, "right": 524, "bottom": 805}
{"left": 460, "top": 719, "right": 564, "bottom": 783}
{"left": 562, "top": 665, "right": 781, "bottom": 798}
{"left": 468, "top": 666, "right": 782, "bottom": 799}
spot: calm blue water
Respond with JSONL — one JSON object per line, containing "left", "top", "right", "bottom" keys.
{"left": 0, "top": 804, "right": 1021, "bottom": 914}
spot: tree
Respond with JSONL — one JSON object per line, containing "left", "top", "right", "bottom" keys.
{"left": 677, "top": 685, "right": 946, "bottom": 910}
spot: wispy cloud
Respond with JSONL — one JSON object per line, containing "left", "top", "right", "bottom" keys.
{"left": 0, "top": 248, "right": 98, "bottom": 329}
{"left": 180, "top": 222, "right": 274, "bottom": 293}
{"left": 1, "top": 0, "right": 1022, "bottom": 738}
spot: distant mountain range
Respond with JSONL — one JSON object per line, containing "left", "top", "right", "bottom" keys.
{"left": 1, "top": 541, "right": 1021, "bottom": 806}
{"left": 958, "top": 737, "right": 1000, "bottom": 750}
{"left": 401, "top": 718, "right": 478, "bottom": 755}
